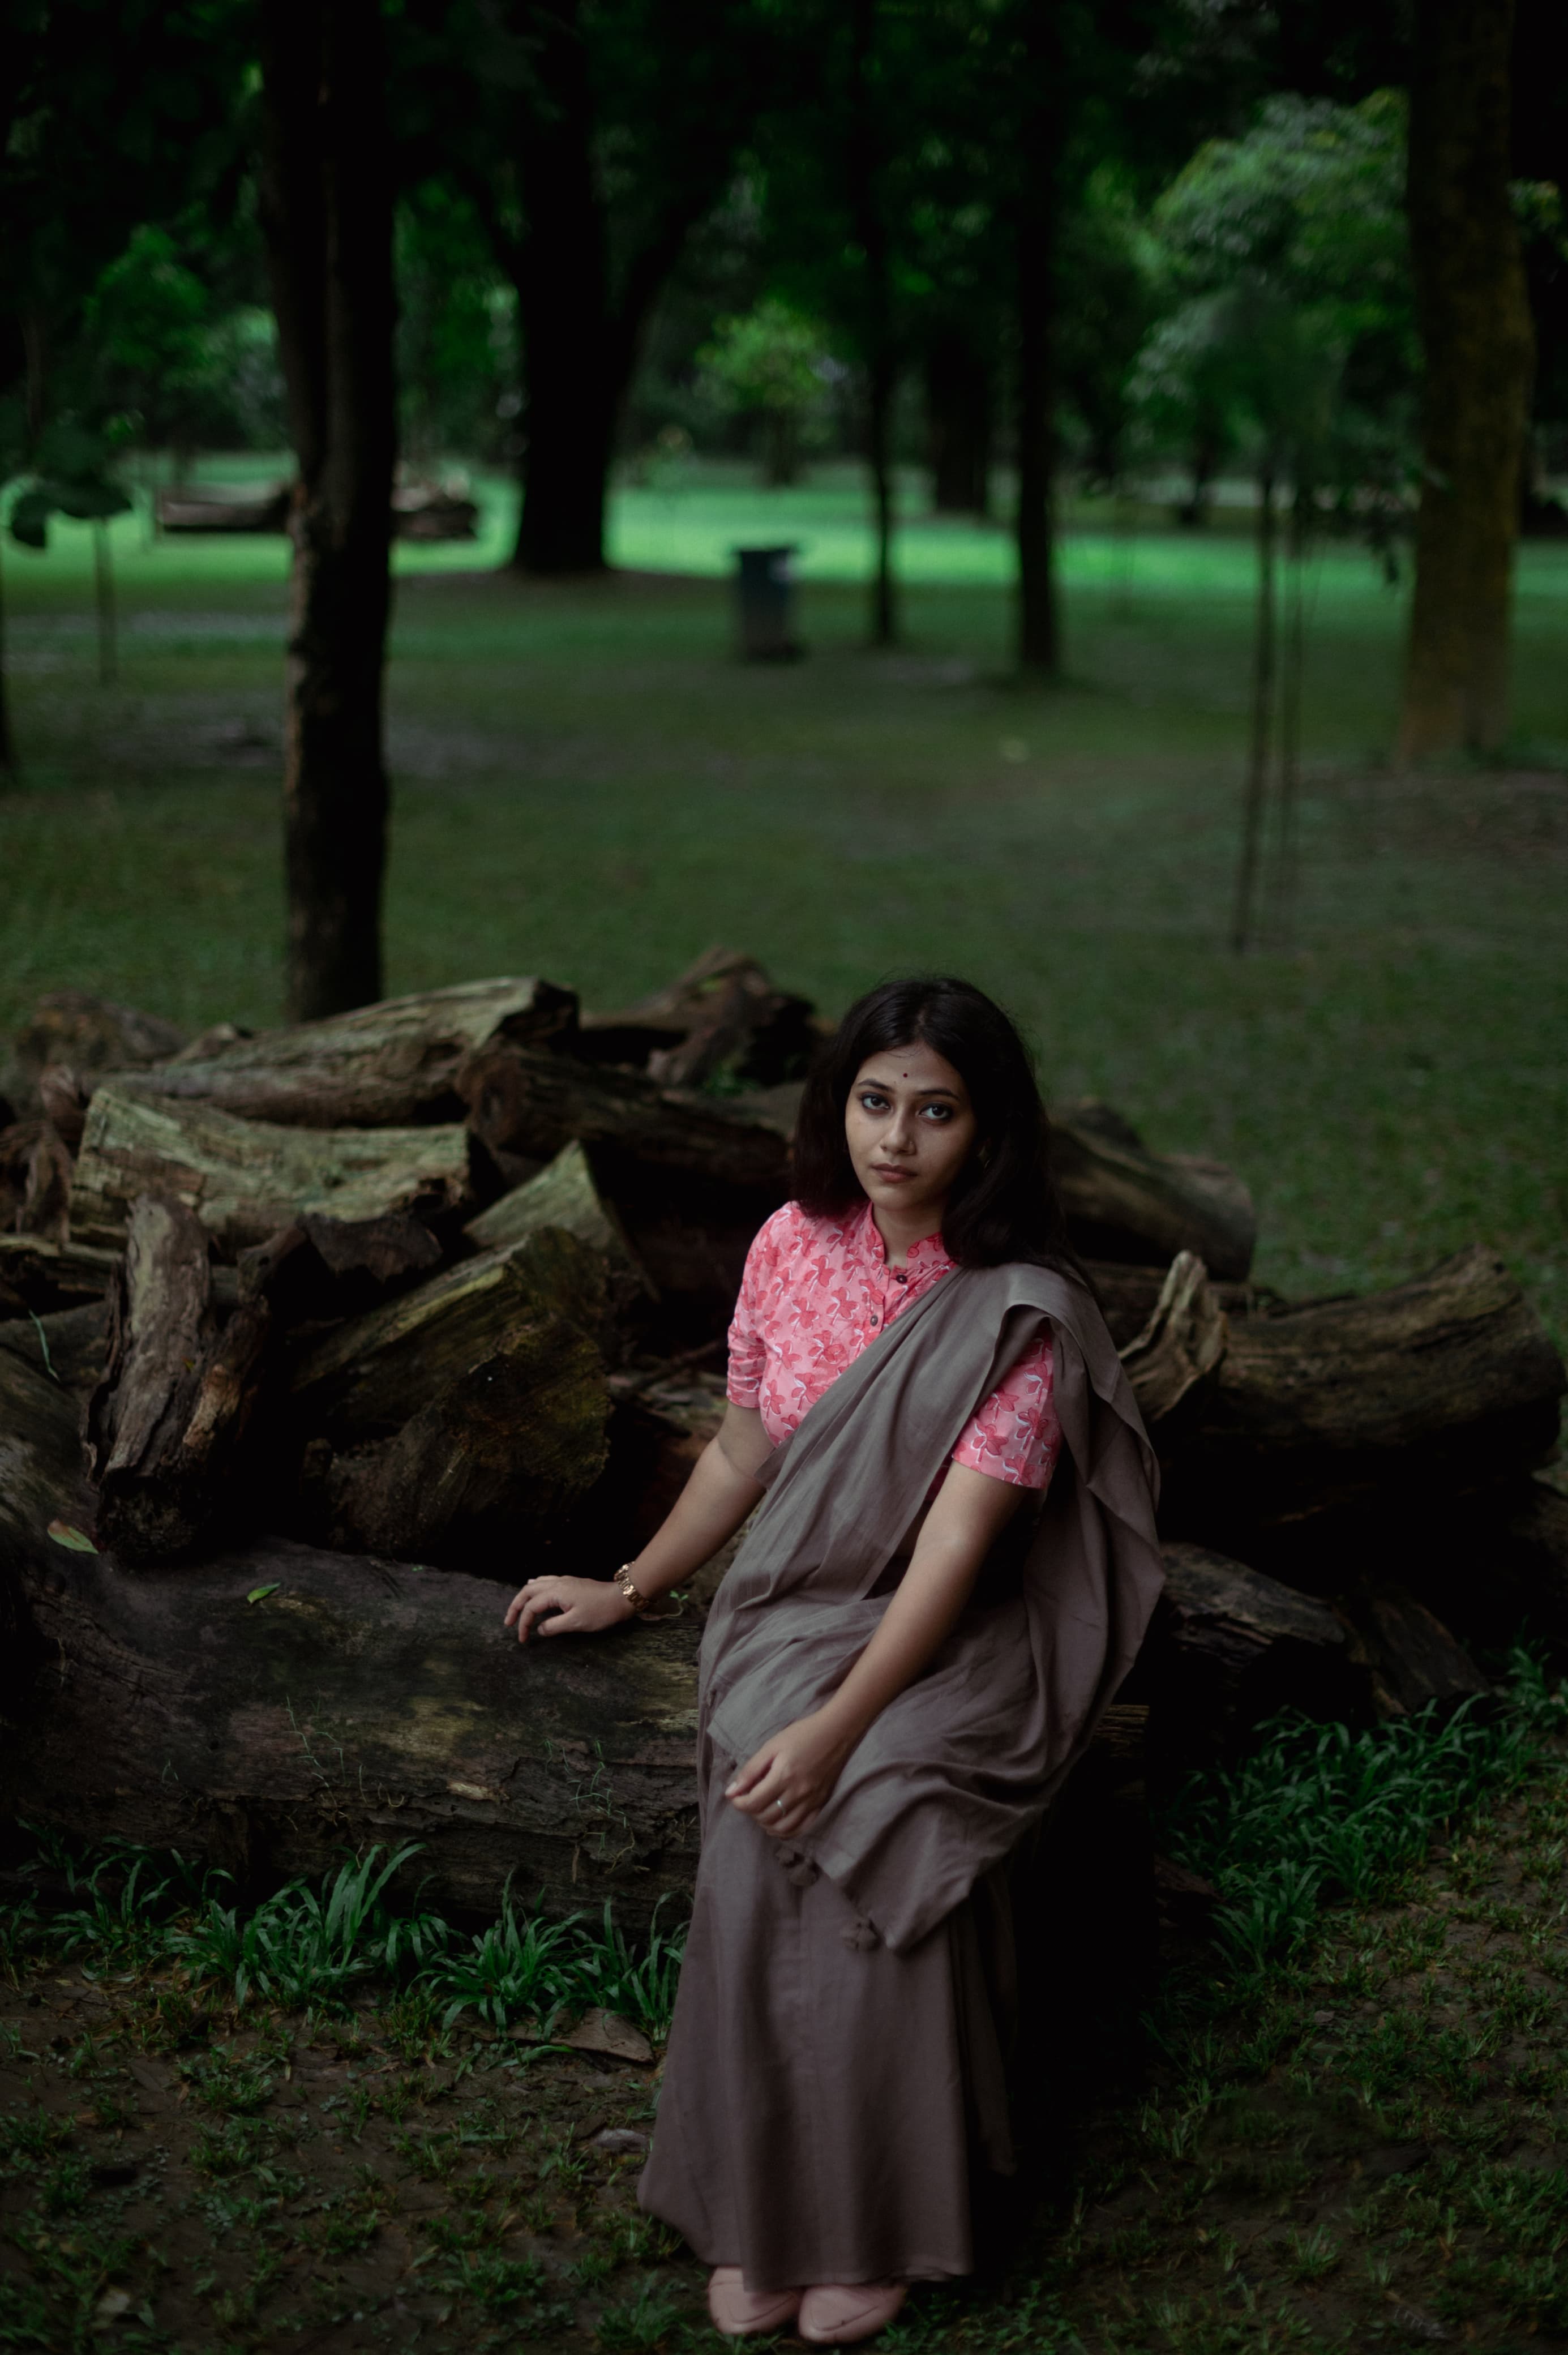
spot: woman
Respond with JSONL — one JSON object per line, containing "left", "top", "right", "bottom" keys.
{"left": 504, "top": 978, "right": 1163, "bottom": 2345}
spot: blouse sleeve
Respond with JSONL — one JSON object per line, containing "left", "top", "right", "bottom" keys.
{"left": 725, "top": 1214, "right": 777, "bottom": 1410}
{"left": 951, "top": 1332, "right": 1061, "bottom": 1491}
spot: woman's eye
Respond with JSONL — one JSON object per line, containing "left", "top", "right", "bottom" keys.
{"left": 858, "top": 1092, "right": 888, "bottom": 1112}
{"left": 920, "top": 1104, "right": 953, "bottom": 1123}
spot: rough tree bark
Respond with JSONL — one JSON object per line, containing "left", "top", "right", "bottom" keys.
{"left": 256, "top": 0, "right": 397, "bottom": 1019}
{"left": 925, "top": 331, "right": 992, "bottom": 516}
{"left": 1013, "top": 0, "right": 1061, "bottom": 678}
{"left": 848, "top": 0, "right": 898, "bottom": 646}
{"left": 68, "top": 1089, "right": 476, "bottom": 1253}
{"left": 1397, "top": 0, "right": 1535, "bottom": 760}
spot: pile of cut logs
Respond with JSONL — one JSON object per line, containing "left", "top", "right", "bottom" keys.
{"left": 1, "top": 951, "right": 1563, "bottom": 1944}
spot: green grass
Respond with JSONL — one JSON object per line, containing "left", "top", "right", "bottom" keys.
{"left": 2, "top": 459, "right": 1566, "bottom": 1354}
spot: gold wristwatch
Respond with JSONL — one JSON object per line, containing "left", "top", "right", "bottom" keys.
{"left": 613, "top": 1564, "right": 649, "bottom": 1615}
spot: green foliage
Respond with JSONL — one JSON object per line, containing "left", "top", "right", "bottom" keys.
{"left": 171, "top": 1843, "right": 448, "bottom": 2009}
{"left": 698, "top": 299, "right": 834, "bottom": 482}
{"left": 1162, "top": 1650, "right": 1568, "bottom": 1972}
{"left": 1131, "top": 92, "right": 1416, "bottom": 528}
{"left": 421, "top": 1888, "right": 581, "bottom": 2032}
{"left": 8, "top": 421, "right": 132, "bottom": 554}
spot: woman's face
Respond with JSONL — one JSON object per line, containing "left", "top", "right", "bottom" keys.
{"left": 844, "top": 1039, "right": 979, "bottom": 1227}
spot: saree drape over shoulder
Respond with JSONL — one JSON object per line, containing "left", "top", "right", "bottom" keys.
{"left": 638, "top": 1261, "right": 1163, "bottom": 2292}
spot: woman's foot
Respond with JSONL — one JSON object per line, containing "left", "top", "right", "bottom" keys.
{"left": 706, "top": 2266, "right": 802, "bottom": 2337}
{"left": 799, "top": 2281, "right": 907, "bottom": 2345}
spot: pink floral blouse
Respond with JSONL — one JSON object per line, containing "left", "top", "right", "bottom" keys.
{"left": 726, "top": 1200, "right": 1062, "bottom": 1490}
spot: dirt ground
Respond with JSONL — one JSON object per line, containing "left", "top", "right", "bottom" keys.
{"left": 5, "top": 1759, "right": 1568, "bottom": 2353}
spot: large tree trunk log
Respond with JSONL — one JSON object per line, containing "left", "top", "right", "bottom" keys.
{"left": 0, "top": 1234, "right": 121, "bottom": 1316}
{"left": 257, "top": 0, "right": 396, "bottom": 1019}
{"left": 456, "top": 1042, "right": 789, "bottom": 1194}
{"left": 1, "top": 1347, "right": 699, "bottom": 1921}
{"left": 6, "top": 990, "right": 187, "bottom": 1119}
{"left": 0, "top": 1301, "right": 108, "bottom": 1399}
{"left": 83, "top": 1196, "right": 272, "bottom": 1566}
{"left": 290, "top": 1226, "right": 609, "bottom": 1444}
{"left": 110, "top": 978, "right": 578, "bottom": 1128}
{"left": 1397, "top": 0, "right": 1534, "bottom": 760}
{"left": 1135, "top": 1541, "right": 1354, "bottom": 1771}
{"left": 1052, "top": 1103, "right": 1257, "bottom": 1281}
{"left": 576, "top": 949, "right": 819, "bottom": 1090}
{"left": 1337, "top": 1583, "right": 1490, "bottom": 1720}
{"left": 1162, "top": 1245, "right": 1565, "bottom": 1544}
{"left": 0, "top": 1118, "right": 72, "bottom": 1240}
{"left": 1119, "top": 1252, "right": 1228, "bottom": 1432}
{"left": 465, "top": 1140, "right": 654, "bottom": 1339}
{"left": 68, "top": 1087, "right": 477, "bottom": 1252}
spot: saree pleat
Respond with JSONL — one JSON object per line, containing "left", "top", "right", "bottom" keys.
{"left": 637, "top": 1750, "right": 1010, "bottom": 2292}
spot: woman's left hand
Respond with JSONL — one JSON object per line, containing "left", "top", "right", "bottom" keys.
{"left": 725, "top": 1711, "right": 854, "bottom": 1839}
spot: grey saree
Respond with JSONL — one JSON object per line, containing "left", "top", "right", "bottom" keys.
{"left": 637, "top": 1260, "right": 1163, "bottom": 2290}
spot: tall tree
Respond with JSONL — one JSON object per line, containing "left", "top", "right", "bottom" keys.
{"left": 1012, "top": 0, "right": 1065, "bottom": 676}
{"left": 257, "top": 0, "right": 396, "bottom": 1019}
{"left": 1397, "top": 0, "right": 1534, "bottom": 760}
{"left": 403, "top": 0, "right": 781, "bottom": 577}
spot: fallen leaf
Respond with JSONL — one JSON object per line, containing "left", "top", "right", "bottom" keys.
{"left": 563, "top": 2008, "right": 653, "bottom": 2065}
{"left": 447, "top": 1779, "right": 507, "bottom": 1804}
{"left": 48, "top": 1519, "right": 97, "bottom": 1553}
{"left": 93, "top": 2288, "right": 133, "bottom": 2325}
{"left": 246, "top": 1583, "right": 280, "bottom": 1605}
{"left": 592, "top": 2126, "right": 649, "bottom": 2153}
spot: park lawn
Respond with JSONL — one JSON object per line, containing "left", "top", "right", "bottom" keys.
{"left": 1, "top": 466, "right": 1565, "bottom": 1350}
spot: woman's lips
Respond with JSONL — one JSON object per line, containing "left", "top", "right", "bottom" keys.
{"left": 870, "top": 1164, "right": 914, "bottom": 1182}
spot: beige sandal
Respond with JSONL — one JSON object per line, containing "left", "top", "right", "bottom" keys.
{"left": 799, "top": 2281, "right": 907, "bottom": 2344}
{"left": 706, "top": 2265, "right": 803, "bottom": 2337}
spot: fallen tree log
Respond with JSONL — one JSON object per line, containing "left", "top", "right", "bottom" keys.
{"left": 0, "top": 1345, "right": 700, "bottom": 1921}
{"left": 0, "top": 1300, "right": 108, "bottom": 1398}
{"left": 1052, "top": 1102, "right": 1257, "bottom": 1281}
{"left": 68, "top": 1088, "right": 478, "bottom": 1252}
{"left": 575, "top": 948, "right": 819, "bottom": 1089}
{"left": 84, "top": 1195, "right": 273, "bottom": 1566}
{"left": 1136, "top": 1542, "right": 1355, "bottom": 1769}
{"left": 0, "top": 1234, "right": 121, "bottom": 1316}
{"left": 290, "top": 1225, "right": 610, "bottom": 1444}
{"left": 1336, "top": 1584, "right": 1490, "bottom": 1719}
{"left": 108, "top": 977, "right": 578, "bottom": 1128}
{"left": 1159, "top": 1245, "right": 1566, "bottom": 1543}
{"left": 465, "top": 1140, "right": 654, "bottom": 1335}
{"left": 457, "top": 1039, "right": 790, "bottom": 1194}
{"left": 0, "top": 1118, "right": 72, "bottom": 1241}
{"left": 10, "top": 988, "right": 187, "bottom": 1102}
{"left": 1119, "top": 1252, "right": 1228, "bottom": 1434}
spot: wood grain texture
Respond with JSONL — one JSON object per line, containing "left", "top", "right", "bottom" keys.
{"left": 115, "top": 977, "right": 579, "bottom": 1127}
{"left": 1, "top": 1348, "right": 701, "bottom": 1921}
{"left": 1163, "top": 1245, "right": 1566, "bottom": 1538}
{"left": 68, "top": 1088, "right": 475, "bottom": 1252}
{"left": 1052, "top": 1102, "right": 1257, "bottom": 1281}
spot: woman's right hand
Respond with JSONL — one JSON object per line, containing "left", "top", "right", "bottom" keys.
{"left": 504, "top": 1575, "right": 636, "bottom": 1645}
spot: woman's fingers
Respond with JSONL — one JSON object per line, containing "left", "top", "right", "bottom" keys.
{"left": 723, "top": 1745, "right": 778, "bottom": 1801}
{"left": 511, "top": 1584, "right": 568, "bottom": 1643}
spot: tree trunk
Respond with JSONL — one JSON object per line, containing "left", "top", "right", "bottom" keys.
{"left": 1396, "top": 0, "right": 1534, "bottom": 761}
{"left": 848, "top": 0, "right": 898, "bottom": 647}
{"left": 84, "top": 1194, "right": 273, "bottom": 1566}
{"left": 1138, "top": 1542, "right": 1355, "bottom": 1768}
{"left": 925, "top": 331, "right": 992, "bottom": 516}
{"left": 68, "top": 1087, "right": 476, "bottom": 1253}
{"left": 256, "top": 0, "right": 396, "bottom": 1021}
{"left": 1013, "top": 6, "right": 1061, "bottom": 677}
{"left": 1162, "top": 1244, "right": 1566, "bottom": 1543}
{"left": 0, "top": 1346, "right": 701, "bottom": 1924}
{"left": 107, "top": 977, "right": 579, "bottom": 1128}
{"left": 1233, "top": 468, "right": 1277, "bottom": 952}
{"left": 91, "top": 520, "right": 116, "bottom": 687}
{"left": 509, "top": 0, "right": 615, "bottom": 577}
{"left": 1051, "top": 1102, "right": 1257, "bottom": 1281}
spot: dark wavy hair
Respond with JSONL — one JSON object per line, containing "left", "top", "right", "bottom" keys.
{"left": 792, "top": 977, "right": 1076, "bottom": 1270}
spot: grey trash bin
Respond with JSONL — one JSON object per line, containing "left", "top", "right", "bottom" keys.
{"left": 734, "top": 545, "right": 803, "bottom": 661}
